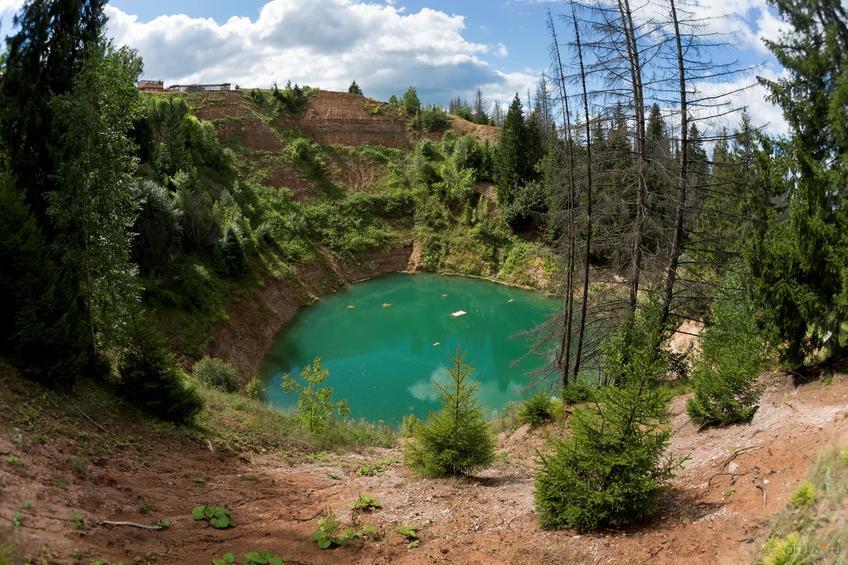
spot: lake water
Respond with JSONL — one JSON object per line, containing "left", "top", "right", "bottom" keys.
{"left": 259, "top": 273, "right": 559, "bottom": 426}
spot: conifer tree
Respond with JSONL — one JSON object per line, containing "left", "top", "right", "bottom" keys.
{"left": 535, "top": 304, "right": 677, "bottom": 531}
{"left": 404, "top": 351, "right": 495, "bottom": 477}
{"left": 687, "top": 269, "right": 764, "bottom": 427}
{"left": 749, "top": 0, "right": 848, "bottom": 364}
{"left": 495, "top": 94, "right": 531, "bottom": 207}
{"left": 347, "top": 80, "right": 363, "bottom": 95}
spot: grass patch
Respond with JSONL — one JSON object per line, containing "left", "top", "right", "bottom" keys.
{"left": 195, "top": 387, "right": 395, "bottom": 455}
{"left": 760, "top": 444, "right": 848, "bottom": 563}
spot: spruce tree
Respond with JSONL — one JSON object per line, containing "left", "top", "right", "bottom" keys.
{"left": 687, "top": 269, "right": 765, "bottom": 427}
{"left": 495, "top": 94, "right": 530, "bottom": 207}
{"left": 347, "top": 81, "right": 363, "bottom": 95}
{"left": 404, "top": 351, "right": 495, "bottom": 477}
{"left": 535, "top": 304, "right": 677, "bottom": 531}
{"left": 749, "top": 0, "right": 848, "bottom": 365}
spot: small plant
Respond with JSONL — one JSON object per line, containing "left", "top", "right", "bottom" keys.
{"left": 518, "top": 392, "right": 555, "bottom": 427}
{"left": 790, "top": 481, "right": 816, "bottom": 508}
{"left": 311, "top": 513, "right": 379, "bottom": 549}
{"left": 192, "top": 505, "right": 236, "bottom": 529}
{"left": 194, "top": 476, "right": 206, "bottom": 484}
{"left": 193, "top": 356, "right": 240, "bottom": 392}
{"left": 311, "top": 515, "right": 348, "bottom": 549}
{"left": 138, "top": 500, "right": 151, "bottom": 514}
{"left": 244, "top": 376, "right": 265, "bottom": 400}
{"left": 396, "top": 524, "right": 420, "bottom": 548}
{"left": 355, "top": 457, "right": 397, "bottom": 476}
{"left": 12, "top": 510, "right": 21, "bottom": 529}
{"left": 350, "top": 493, "right": 381, "bottom": 511}
{"left": 5, "top": 454, "right": 22, "bottom": 466}
{"left": 400, "top": 414, "right": 421, "bottom": 437}
{"left": 282, "top": 357, "right": 349, "bottom": 433}
{"left": 404, "top": 351, "right": 495, "bottom": 477}
{"left": 213, "top": 552, "right": 285, "bottom": 565}
{"left": 72, "top": 511, "right": 85, "bottom": 530}
{"left": 761, "top": 533, "right": 813, "bottom": 565}
{"left": 71, "top": 456, "right": 87, "bottom": 477}
{"left": 156, "top": 519, "right": 172, "bottom": 529}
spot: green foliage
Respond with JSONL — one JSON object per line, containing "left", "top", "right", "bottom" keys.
{"left": 404, "top": 351, "right": 495, "bottom": 477}
{"left": 272, "top": 81, "right": 312, "bottom": 114}
{"left": 496, "top": 94, "right": 539, "bottom": 208}
{"left": 0, "top": 0, "right": 114, "bottom": 382}
{"left": 561, "top": 383, "right": 593, "bottom": 405}
{"left": 761, "top": 533, "right": 813, "bottom": 565}
{"left": 356, "top": 456, "right": 397, "bottom": 476}
{"left": 748, "top": 0, "right": 848, "bottom": 366}
{"left": 193, "top": 355, "right": 240, "bottom": 392}
{"left": 282, "top": 357, "right": 350, "bottom": 433}
{"left": 401, "top": 86, "right": 421, "bottom": 115}
{"left": 760, "top": 444, "right": 848, "bottom": 563}
{"left": 220, "top": 227, "right": 247, "bottom": 279}
{"left": 518, "top": 392, "right": 555, "bottom": 427}
{"left": 535, "top": 311, "right": 677, "bottom": 531}
{"left": 72, "top": 511, "right": 85, "bottom": 530}
{"left": 244, "top": 376, "right": 265, "bottom": 400}
{"left": 304, "top": 195, "right": 397, "bottom": 258}
{"left": 132, "top": 180, "right": 182, "bottom": 275}
{"left": 348, "top": 81, "right": 363, "bottom": 96}
{"left": 687, "top": 269, "right": 765, "bottom": 426}
{"left": 0, "top": 176, "right": 84, "bottom": 384}
{"left": 396, "top": 524, "right": 419, "bottom": 545}
{"left": 312, "top": 516, "right": 348, "bottom": 549}
{"left": 119, "top": 323, "right": 203, "bottom": 424}
{"left": 350, "top": 493, "right": 381, "bottom": 510}
{"left": 409, "top": 105, "right": 450, "bottom": 132}
{"left": 192, "top": 505, "right": 236, "bottom": 529}
{"left": 287, "top": 137, "right": 331, "bottom": 187}
{"left": 790, "top": 481, "right": 816, "bottom": 508}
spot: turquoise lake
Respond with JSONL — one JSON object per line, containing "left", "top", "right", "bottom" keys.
{"left": 259, "top": 273, "right": 559, "bottom": 426}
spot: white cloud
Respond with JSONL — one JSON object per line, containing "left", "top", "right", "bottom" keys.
{"left": 105, "top": 0, "right": 525, "bottom": 104}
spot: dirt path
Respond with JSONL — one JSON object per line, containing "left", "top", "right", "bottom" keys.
{"left": 2, "top": 372, "right": 847, "bottom": 564}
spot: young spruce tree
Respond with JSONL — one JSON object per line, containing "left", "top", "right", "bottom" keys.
{"left": 687, "top": 269, "right": 765, "bottom": 426}
{"left": 535, "top": 304, "right": 678, "bottom": 531}
{"left": 405, "top": 351, "right": 495, "bottom": 477}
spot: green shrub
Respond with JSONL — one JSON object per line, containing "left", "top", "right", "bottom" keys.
{"left": 561, "top": 382, "right": 593, "bottom": 405}
{"left": 282, "top": 357, "right": 349, "bottom": 433}
{"left": 213, "top": 552, "right": 286, "bottom": 565}
{"left": 535, "top": 314, "right": 677, "bottom": 531}
{"left": 220, "top": 226, "right": 247, "bottom": 279}
{"left": 192, "top": 505, "right": 235, "bottom": 529}
{"left": 761, "top": 533, "right": 813, "bottom": 565}
{"left": 687, "top": 269, "right": 764, "bottom": 427}
{"left": 518, "top": 392, "right": 555, "bottom": 427}
{"left": 350, "top": 493, "right": 381, "bottom": 510}
{"left": 193, "top": 355, "right": 240, "bottom": 392}
{"left": 119, "top": 324, "right": 203, "bottom": 424}
{"left": 790, "top": 481, "right": 816, "bottom": 508}
{"left": 244, "top": 376, "right": 264, "bottom": 400}
{"left": 404, "top": 351, "right": 495, "bottom": 477}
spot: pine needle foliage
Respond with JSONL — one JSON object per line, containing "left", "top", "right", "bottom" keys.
{"left": 119, "top": 323, "right": 203, "bottom": 424}
{"left": 687, "top": 269, "right": 765, "bottom": 427}
{"left": 404, "top": 351, "right": 495, "bottom": 477}
{"left": 535, "top": 311, "right": 678, "bottom": 532}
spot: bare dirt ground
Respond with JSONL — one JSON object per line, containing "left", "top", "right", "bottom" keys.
{"left": 2, "top": 368, "right": 847, "bottom": 564}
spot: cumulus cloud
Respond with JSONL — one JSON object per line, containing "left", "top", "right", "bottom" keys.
{"left": 105, "top": 0, "right": 522, "bottom": 104}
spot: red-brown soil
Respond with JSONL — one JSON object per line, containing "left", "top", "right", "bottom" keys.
{"left": 3, "top": 369, "right": 846, "bottom": 564}
{"left": 278, "top": 91, "right": 410, "bottom": 149}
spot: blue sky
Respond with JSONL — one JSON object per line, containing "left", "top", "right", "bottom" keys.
{"left": 1, "top": 0, "right": 789, "bottom": 133}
